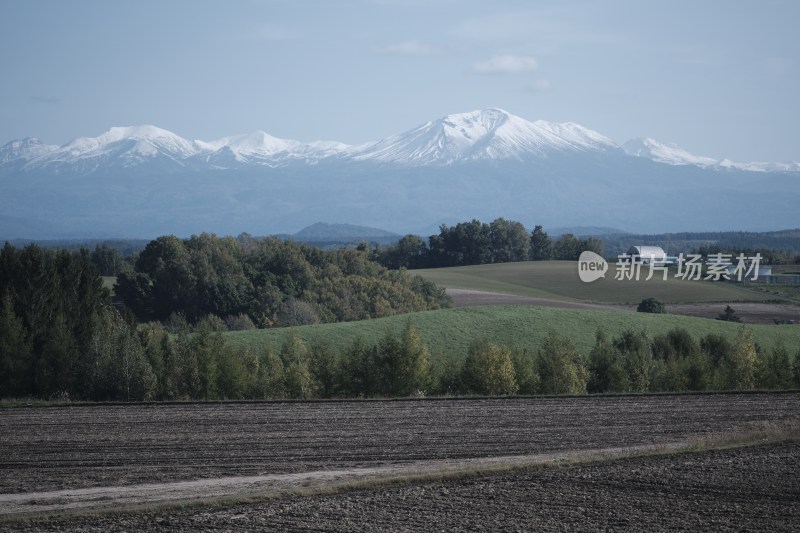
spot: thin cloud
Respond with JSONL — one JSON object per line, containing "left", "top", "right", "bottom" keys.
{"left": 380, "top": 40, "right": 435, "bottom": 56}
{"left": 30, "top": 95, "right": 61, "bottom": 104}
{"left": 472, "top": 54, "right": 538, "bottom": 75}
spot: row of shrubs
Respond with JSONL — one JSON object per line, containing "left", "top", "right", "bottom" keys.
{"left": 24, "top": 318, "right": 791, "bottom": 402}
{"left": 439, "top": 326, "right": 798, "bottom": 396}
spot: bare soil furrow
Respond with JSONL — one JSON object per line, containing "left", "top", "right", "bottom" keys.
{"left": 4, "top": 443, "right": 797, "bottom": 532}
{"left": 1, "top": 393, "right": 798, "bottom": 496}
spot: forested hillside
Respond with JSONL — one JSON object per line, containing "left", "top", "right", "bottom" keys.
{"left": 115, "top": 233, "right": 449, "bottom": 328}
{"left": 0, "top": 235, "right": 449, "bottom": 401}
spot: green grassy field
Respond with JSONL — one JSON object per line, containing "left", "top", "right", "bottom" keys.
{"left": 412, "top": 261, "right": 773, "bottom": 305}
{"left": 226, "top": 305, "right": 800, "bottom": 361}
{"left": 225, "top": 261, "right": 797, "bottom": 361}
{"left": 749, "top": 284, "right": 800, "bottom": 303}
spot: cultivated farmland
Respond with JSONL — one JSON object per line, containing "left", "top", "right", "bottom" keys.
{"left": 14, "top": 442, "right": 796, "bottom": 532}
{"left": 1, "top": 393, "right": 798, "bottom": 523}
{"left": 413, "top": 260, "right": 775, "bottom": 304}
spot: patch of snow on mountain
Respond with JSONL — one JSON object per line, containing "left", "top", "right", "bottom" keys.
{"left": 0, "top": 137, "right": 58, "bottom": 164}
{"left": 66, "top": 125, "right": 198, "bottom": 157}
{"left": 623, "top": 138, "right": 718, "bottom": 167}
{"left": 533, "top": 121, "right": 617, "bottom": 151}
{"left": 197, "top": 132, "right": 351, "bottom": 165}
{"left": 198, "top": 131, "right": 298, "bottom": 162}
{"left": 31, "top": 125, "right": 202, "bottom": 171}
{"left": 717, "top": 159, "right": 800, "bottom": 172}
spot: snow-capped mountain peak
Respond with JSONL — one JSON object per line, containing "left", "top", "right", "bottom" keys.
{"left": 350, "top": 108, "right": 618, "bottom": 164}
{"left": 1, "top": 110, "right": 796, "bottom": 173}
{"left": 440, "top": 107, "right": 511, "bottom": 141}
{"left": 0, "top": 137, "right": 58, "bottom": 164}
{"left": 60, "top": 125, "right": 199, "bottom": 159}
{"left": 100, "top": 125, "right": 185, "bottom": 143}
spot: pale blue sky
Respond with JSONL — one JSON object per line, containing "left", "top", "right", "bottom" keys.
{"left": 1, "top": 0, "right": 798, "bottom": 162}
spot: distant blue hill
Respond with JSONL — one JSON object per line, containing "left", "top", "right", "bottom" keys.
{"left": 292, "top": 222, "right": 400, "bottom": 245}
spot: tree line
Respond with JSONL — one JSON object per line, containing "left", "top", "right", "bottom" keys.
{"left": 200, "top": 323, "right": 796, "bottom": 399}
{"left": 602, "top": 229, "right": 800, "bottom": 264}
{"left": 6, "top": 282, "right": 797, "bottom": 400}
{"left": 373, "top": 221, "right": 800, "bottom": 269}
{"left": 440, "top": 326, "right": 799, "bottom": 396}
{"left": 0, "top": 243, "right": 147, "bottom": 400}
{"left": 372, "top": 218, "right": 603, "bottom": 269}
{"left": 134, "top": 322, "right": 797, "bottom": 399}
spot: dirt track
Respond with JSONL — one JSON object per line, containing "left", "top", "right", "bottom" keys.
{"left": 0, "top": 443, "right": 688, "bottom": 516}
{"left": 447, "top": 288, "right": 800, "bottom": 324}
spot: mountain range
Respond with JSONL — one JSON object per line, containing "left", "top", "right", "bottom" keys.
{"left": 1, "top": 108, "right": 798, "bottom": 239}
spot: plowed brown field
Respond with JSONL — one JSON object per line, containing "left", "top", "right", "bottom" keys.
{"left": 1, "top": 393, "right": 798, "bottom": 530}
{"left": 10, "top": 442, "right": 795, "bottom": 532}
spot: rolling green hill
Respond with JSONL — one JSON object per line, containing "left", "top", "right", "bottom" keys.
{"left": 412, "top": 261, "right": 773, "bottom": 305}
{"left": 225, "top": 305, "right": 800, "bottom": 361}
{"left": 224, "top": 262, "right": 797, "bottom": 366}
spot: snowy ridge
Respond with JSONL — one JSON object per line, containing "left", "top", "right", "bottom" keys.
{"left": 623, "top": 138, "right": 718, "bottom": 167}
{"left": 349, "top": 108, "right": 618, "bottom": 164}
{"left": 195, "top": 132, "right": 352, "bottom": 166}
{"left": 0, "top": 137, "right": 58, "bottom": 164}
{"left": 0, "top": 109, "right": 796, "bottom": 173}
{"left": 8, "top": 125, "right": 203, "bottom": 172}
{"left": 622, "top": 137, "right": 800, "bottom": 172}
{"left": 195, "top": 131, "right": 299, "bottom": 165}
{"left": 59, "top": 125, "right": 198, "bottom": 160}
{"left": 717, "top": 159, "right": 800, "bottom": 173}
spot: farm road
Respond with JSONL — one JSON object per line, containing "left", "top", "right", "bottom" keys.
{"left": 0, "top": 443, "right": 686, "bottom": 515}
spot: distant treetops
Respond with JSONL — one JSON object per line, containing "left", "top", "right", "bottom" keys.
{"left": 372, "top": 218, "right": 602, "bottom": 269}
{"left": 115, "top": 233, "right": 450, "bottom": 328}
